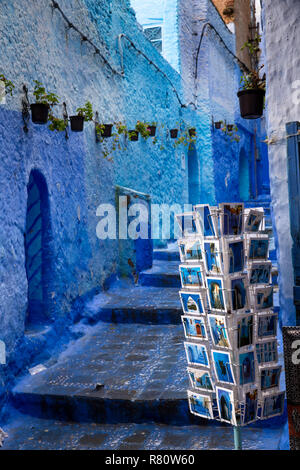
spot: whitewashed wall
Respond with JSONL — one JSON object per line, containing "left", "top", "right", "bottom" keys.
{"left": 263, "top": 0, "right": 300, "bottom": 325}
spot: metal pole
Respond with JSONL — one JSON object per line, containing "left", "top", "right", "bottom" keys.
{"left": 233, "top": 425, "right": 242, "bottom": 450}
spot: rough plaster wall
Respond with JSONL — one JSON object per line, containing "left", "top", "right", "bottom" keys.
{"left": 0, "top": 0, "right": 196, "bottom": 396}
{"left": 263, "top": 0, "right": 300, "bottom": 325}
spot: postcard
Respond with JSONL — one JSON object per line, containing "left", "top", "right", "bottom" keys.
{"left": 187, "top": 367, "right": 214, "bottom": 392}
{"left": 231, "top": 276, "right": 248, "bottom": 311}
{"left": 208, "top": 315, "right": 231, "bottom": 348}
{"left": 256, "top": 340, "right": 278, "bottom": 364}
{"left": 237, "top": 314, "right": 254, "bottom": 348}
{"left": 204, "top": 240, "right": 223, "bottom": 275}
{"left": 239, "top": 351, "right": 255, "bottom": 385}
{"left": 216, "top": 387, "right": 237, "bottom": 425}
{"left": 175, "top": 212, "right": 198, "bottom": 238}
{"left": 188, "top": 391, "right": 214, "bottom": 419}
{"left": 253, "top": 286, "right": 273, "bottom": 310}
{"left": 244, "top": 209, "right": 264, "bottom": 233}
{"left": 212, "top": 350, "right": 235, "bottom": 384}
{"left": 179, "top": 264, "right": 204, "bottom": 289}
{"left": 257, "top": 313, "right": 278, "bottom": 339}
{"left": 220, "top": 203, "right": 244, "bottom": 236}
{"left": 249, "top": 262, "right": 272, "bottom": 285}
{"left": 260, "top": 366, "right": 281, "bottom": 391}
{"left": 194, "top": 204, "right": 217, "bottom": 238}
{"left": 223, "top": 238, "right": 244, "bottom": 274}
{"left": 184, "top": 342, "right": 209, "bottom": 367}
{"left": 247, "top": 236, "right": 269, "bottom": 261}
{"left": 182, "top": 315, "right": 207, "bottom": 340}
{"left": 261, "top": 392, "right": 285, "bottom": 419}
{"left": 180, "top": 291, "right": 205, "bottom": 315}
{"left": 243, "top": 389, "right": 258, "bottom": 425}
{"left": 207, "top": 277, "right": 226, "bottom": 312}
{"left": 178, "top": 238, "right": 203, "bottom": 263}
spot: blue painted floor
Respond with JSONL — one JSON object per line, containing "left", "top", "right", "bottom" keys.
{"left": 0, "top": 241, "right": 289, "bottom": 449}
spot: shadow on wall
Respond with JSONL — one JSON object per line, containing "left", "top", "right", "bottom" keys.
{"left": 24, "top": 169, "right": 53, "bottom": 328}
{"left": 188, "top": 143, "right": 201, "bottom": 206}
{"left": 239, "top": 147, "right": 250, "bottom": 202}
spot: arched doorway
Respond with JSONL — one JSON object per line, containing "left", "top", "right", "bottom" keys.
{"left": 188, "top": 144, "right": 201, "bottom": 205}
{"left": 239, "top": 148, "right": 250, "bottom": 201}
{"left": 24, "top": 170, "right": 51, "bottom": 327}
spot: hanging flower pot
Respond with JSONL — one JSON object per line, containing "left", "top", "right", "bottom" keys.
{"left": 30, "top": 103, "right": 49, "bottom": 124}
{"left": 189, "top": 127, "right": 196, "bottom": 137}
{"left": 128, "top": 130, "right": 139, "bottom": 141}
{"left": 170, "top": 129, "right": 178, "bottom": 139}
{"left": 147, "top": 125, "right": 157, "bottom": 137}
{"left": 101, "top": 124, "right": 113, "bottom": 137}
{"left": 237, "top": 89, "right": 265, "bottom": 119}
{"left": 70, "top": 115, "right": 85, "bottom": 132}
{"left": 215, "top": 122, "right": 222, "bottom": 129}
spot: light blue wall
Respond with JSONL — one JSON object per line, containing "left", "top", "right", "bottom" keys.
{"left": 0, "top": 0, "right": 198, "bottom": 408}
{"left": 130, "top": 0, "right": 180, "bottom": 71}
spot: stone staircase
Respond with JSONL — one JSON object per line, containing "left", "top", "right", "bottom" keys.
{"left": 1, "top": 239, "right": 286, "bottom": 450}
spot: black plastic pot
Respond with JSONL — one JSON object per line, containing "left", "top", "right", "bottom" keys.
{"left": 189, "top": 128, "right": 196, "bottom": 137}
{"left": 170, "top": 129, "right": 178, "bottom": 139}
{"left": 129, "top": 130, "right": 139, "bottom": 141}
{"left": 227, "top": 124, "right": 233, "bottom": 131}
{"left": 147, "top": 125, "right": 156, "bottom": 137}
{"left": 30, "top": 103, "right": 49, "bottom": 124}
{"left": 237, "top": 89, "right": 265, "bottom": 119}
{"left": 215, "top": 122, "right": 222, "bottom": 129}
{"left": 70, "top": 115, "right": 84, "bottom": 132}
{"left": 102, "top": 124, "right": 113, "bottom": 137}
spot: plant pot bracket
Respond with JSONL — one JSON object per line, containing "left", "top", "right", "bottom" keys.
{"left": 63, "top": 102, "right": 69, "bottom": 140}
{"left": 22, "top": 84, "right": 30, "bottom": 133}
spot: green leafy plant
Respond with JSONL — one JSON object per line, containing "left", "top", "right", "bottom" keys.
{"left": 135, "top": 121, "right": 150, "bottom": 139}
{"left": 76, "top": 101, "right": 93, "bottom": 121}
{"left": 48, "top": 114, "right": 68, "bottom": 132}
{"left": 240, "top": 66, "right": 265, "bottom": 91}
{"left": 174, "top": 127, "right": 196, "bottom": 148}
{"left": 96, "top": 121, "right": 128, "bottom": 160}
{"left": 241, "top": 33, "right": 261, "bottom": 56}
{"left": 221, "top": 123, "right": 240, "bottom": 143}
{"left": 0, "top": 74, "right": 14, "bottom": 96}
{"left": 240, "top": 34, "right": 265, "bottom": 91}
{"left": 33, "top": 80, "right": 59, "bottom": 106}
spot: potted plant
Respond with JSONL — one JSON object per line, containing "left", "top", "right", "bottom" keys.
{"left": 0, "top": 74, "right": 14, "bottom": 100}
{"left": 221, "top": 123, "right": 240, "bottom": 143}
{"left": 170, "top": 128, "right": 179, "bottom": 139}
{"left": 147, "top": 121, "right": 157, "bottom": 137}
{"left": 128, "top": 129, "right": 139, "bottom": 141}
{"left": 70, "top": 101, "right": 93, "bottom": 132}
{"left": 188, "top": 127, "right": 196, "bottom": 138}
{"left": 96, "top": 123, "right": 113, "bottom": 138}
{"left": 237, "top": 35, "right": 266, "bottom": 119}
{"left": 215, "top": 121, "right": 223, "bottom": 129}
{"left": 135, "top": 121, "right": 151, "bottom": 140}
{"left": 31, "top": 80, "right": 59, "bottom": 124}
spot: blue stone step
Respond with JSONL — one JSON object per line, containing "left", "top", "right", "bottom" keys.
{"left": 1, "top": 408, "right": 286, "bottom": 450}
{"left": 153, "top": 249, "right": 180, "bottom": 261}
{"left": 11, "top": 323, "right": 193, "bottom": 426}
{"left": 139, "top": 260, "right": 180, "bottom": 288}
{"left": 84, "top": 286, "right": 182, "bottom": 324}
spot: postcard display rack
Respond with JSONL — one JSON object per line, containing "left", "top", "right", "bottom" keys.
{"left": 176, "top": 203, "right": 285, "bottom": 432}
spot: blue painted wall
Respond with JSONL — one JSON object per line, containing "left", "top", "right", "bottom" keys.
{"left": 0, "top": 0, "right": 270, "bottom": 413}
